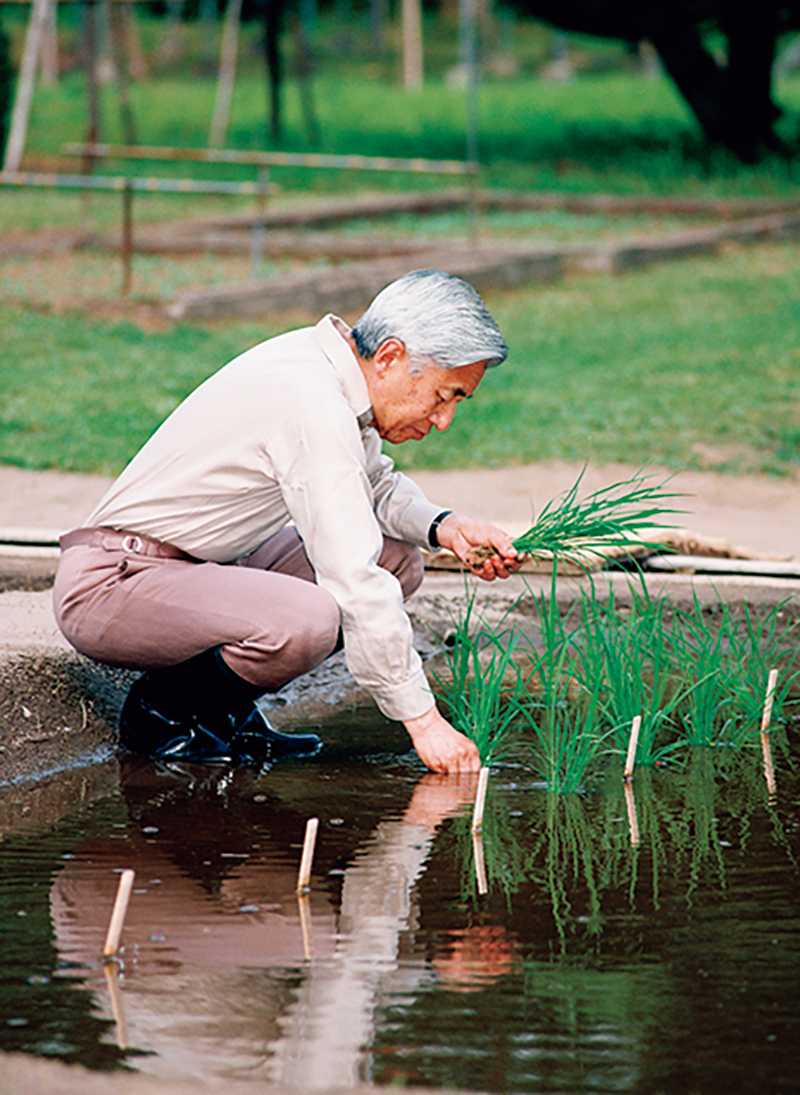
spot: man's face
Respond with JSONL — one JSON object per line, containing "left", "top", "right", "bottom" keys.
{"left": 367, "top": 340, "right": 487, "bottom": 445}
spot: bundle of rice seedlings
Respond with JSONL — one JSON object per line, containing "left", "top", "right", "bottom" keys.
{"left": 465, "top": 467, "right": 685, "bottom": 570}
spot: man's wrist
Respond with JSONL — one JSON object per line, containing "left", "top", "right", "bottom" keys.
{"left": 428, "top": 510, "right": 453, "bottom": 549}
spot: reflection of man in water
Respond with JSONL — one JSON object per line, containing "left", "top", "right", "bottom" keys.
{"left": 53, "top": 271, "right": 518, "bottom": 774}
{"left": 51, "top": 766, "right": 517, "bottom": 1083}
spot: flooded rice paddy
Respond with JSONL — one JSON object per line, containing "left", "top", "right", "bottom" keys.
{"left": 1, "top": 710, "right": 799, "bottom": 1093}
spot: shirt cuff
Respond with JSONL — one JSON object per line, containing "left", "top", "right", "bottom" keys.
{"left": 371, "top": 668, "right": 436, "bottom": 722}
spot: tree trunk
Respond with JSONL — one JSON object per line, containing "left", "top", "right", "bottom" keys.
{"left": 261, "top": 0, "right": 283, "bottom": 143}
{"left": 720, "top": 1, "right": 782, "bottom": 160}
{"left": 402, "top": 0, "right": 423, "bottom": 88}
{"left": 646, "top": 2, "right": 782, "bottom": 162}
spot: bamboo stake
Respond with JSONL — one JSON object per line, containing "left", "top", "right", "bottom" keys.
{"left": 471, "top": 766, "right": 489, "bottom": 834}
{"left": 472, "top": 832, "right": 488, "bottom": 895}
{"left": 103, "top": 869, "right": 135, "bottom": 959}
{"left": 760, "top": 667, "right": 778, "bottom": 797}
{"left": 296, "top": 817, "right": 319, "bottom": 893}
{"left": 623, "top": 781, "right": 640, "bottom": 848}
{"left": 623, "top": 716, "right": 641, "bottom": 781}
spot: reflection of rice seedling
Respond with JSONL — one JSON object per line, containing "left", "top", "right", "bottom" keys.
{"left": 466, "top": 467, "right": 684, "bottom": 569}
{"left": 432, "top": 591, "right": 528, "bottom": 763}
{"left": 445, "top": 750, "right": 790, "bottom": 955}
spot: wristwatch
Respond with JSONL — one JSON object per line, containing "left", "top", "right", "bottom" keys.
{"left": 428, "top": 510, "right": 453, "bottom": 549}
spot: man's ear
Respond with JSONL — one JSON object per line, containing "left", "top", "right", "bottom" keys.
{"left": 372, "top": 338, "right": 408, "bottom": 377}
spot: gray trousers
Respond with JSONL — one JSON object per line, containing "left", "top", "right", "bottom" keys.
{"left": 53, "top": 526, "right": 424, "bottom": 691}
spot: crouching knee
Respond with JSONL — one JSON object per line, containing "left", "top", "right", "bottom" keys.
{"left": 225, "top": 584, "right": 341, "bottom": 692}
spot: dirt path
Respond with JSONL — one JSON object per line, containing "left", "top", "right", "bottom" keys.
{"left": 1, "top": 459, "right": 798, "bottom": 559}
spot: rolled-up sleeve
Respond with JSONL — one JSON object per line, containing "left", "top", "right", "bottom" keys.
{"left": 266, "top": 397, "right": 435, "bottom": 722}
{"left": 363, "top": 431, "right": 443, "bottom": 548}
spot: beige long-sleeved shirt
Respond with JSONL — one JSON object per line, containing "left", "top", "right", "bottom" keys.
{"left": 87, "top": 315, "right": 444, "bottom": 721}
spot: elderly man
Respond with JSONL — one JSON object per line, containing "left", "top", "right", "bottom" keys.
{"left": 53, "top": 270, "right": 518, "bottom": 774}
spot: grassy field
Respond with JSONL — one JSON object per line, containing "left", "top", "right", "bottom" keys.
{"left": 2, "top": 7, "right": 799, "bottom": 210}
{"left": 1, "top": 12, "right": 798, "bottom": 479}
{"left": 1, "top": 241, "right": 797, "bottom": 478}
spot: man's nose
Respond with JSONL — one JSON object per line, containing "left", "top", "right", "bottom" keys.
{"left": 430, "top": 402, "right": 457, "bottom": 431}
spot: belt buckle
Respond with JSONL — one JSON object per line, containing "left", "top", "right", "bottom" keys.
{"left": 121, "top": 534, "right": 144, "bottom": 555}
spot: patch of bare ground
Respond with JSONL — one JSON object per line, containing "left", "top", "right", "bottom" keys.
{"left": 0, "top": 652, "right": 124, "bottom": 785}
{"left": 689, "top": 441, "right": 767, "bottom": 474}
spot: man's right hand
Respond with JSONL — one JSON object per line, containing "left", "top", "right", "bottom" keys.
{"left": 404, "top": 706, "right": 482, "bottom": 774}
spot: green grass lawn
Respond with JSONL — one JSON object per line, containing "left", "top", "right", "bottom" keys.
{"left": 394, "top": 242, "right": 800, "bottom": 477}
{"left": 1, "top": 241, "right": 797, "bottom": 478}
{"left": 4, "top": 5, "right": 798, "bottom": 211}
{"left": 18, "top": 66, "right": 800, "bottom": 203}
{"left": 1, "top": 12, "right": 798, "bottom": 479}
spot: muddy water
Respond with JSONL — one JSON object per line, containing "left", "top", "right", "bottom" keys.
{"left": 1, "top": 712, "right": 799, "bottom": 1093}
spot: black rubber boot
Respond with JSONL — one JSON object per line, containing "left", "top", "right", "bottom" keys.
{"left": 119, "top": 648, "right": 322, "bottom": 766}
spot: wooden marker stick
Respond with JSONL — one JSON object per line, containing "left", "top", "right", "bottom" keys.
{"left": 623, "top": 716, "right": 641, "bottom": 782}
{"left": 296, "top": 817, "right": 319, "bottom": 893}
{"left": 103, "top": 869, "right": 135, "bottom": 959}
{"left": 471, "top": 766, "right": 490, "bottom": 834}
{"left": 760, "top": 668, "right": 778, "bottom": 796}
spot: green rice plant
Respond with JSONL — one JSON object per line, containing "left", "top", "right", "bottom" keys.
{"left": 669, "top": 596, "right": 742, "bottom": 747}
{"left": 723, "top": 601, "right": 800, "bottom": 742}
{"left": 671, "top": 596, "right": 800, "bottom": 749}
{"left": 431, "top": 590, "right": 529, "bottom": 763}
{"left": 573, "top": 582, "right": 686, "bottom": 766}
{"left": 519, "top": 570, "right": 582, "bottom": 707}
{"left": 466, "top": 468, "right": 685, "bottom": 570}
{"left": 512, "top": 572, "right": 612, "bottom": 791}
{"left": 520, "top": 682, "right": 614, "bottom": 794}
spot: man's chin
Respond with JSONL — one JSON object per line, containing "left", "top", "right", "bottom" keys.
{"left": 385, "top": 427, "right": 426, "bottom": 444}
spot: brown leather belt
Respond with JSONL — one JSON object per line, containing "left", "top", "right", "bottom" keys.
{"left": 59, "top": 527, "right": 195, "bottom": 561}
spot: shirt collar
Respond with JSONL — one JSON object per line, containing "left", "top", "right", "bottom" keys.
{"left": 314, "top": 314, "right": 374, "bottom": 429}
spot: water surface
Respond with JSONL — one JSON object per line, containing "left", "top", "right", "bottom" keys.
{"left": 1, "top": 713, "right": 798, "bottom": 1093}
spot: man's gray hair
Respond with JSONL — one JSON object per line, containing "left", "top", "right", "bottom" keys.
{"left": 351, "top": 269, "right": 508, "bottom": 373}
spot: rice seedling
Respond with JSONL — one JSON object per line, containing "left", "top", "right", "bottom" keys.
{"left": 669, "top": 596, "right": 740, "bottom": 747}
{"left": 465, "top": 467, "right": 685, "bottom": 569}
{"left": 431, "top": 589, "right": 529, "bottom": 764}
{"left": 519, "top": 572, "right": 582, "bottom": 704}
{"left": 573, "top": 582, "right": 686, "bottom": 766}
{"left": 670, "top": 596, "right": 800, "bottom": 749}
{"left": 514, "top": 572, "right": 613, "bottom": 792}
{"left": 723, "top": 601, "right": 800, "bottom": 741}
{"left": 519, "top": 683, "right": 613, "bottom": 794}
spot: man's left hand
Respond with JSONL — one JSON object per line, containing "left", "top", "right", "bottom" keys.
{"left": 435, "top": 512, "right": 520, "bottom": 582}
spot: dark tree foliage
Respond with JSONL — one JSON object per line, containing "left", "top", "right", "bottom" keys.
{"left": 510, "top": 0, "right": 800, "bottom": 161}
